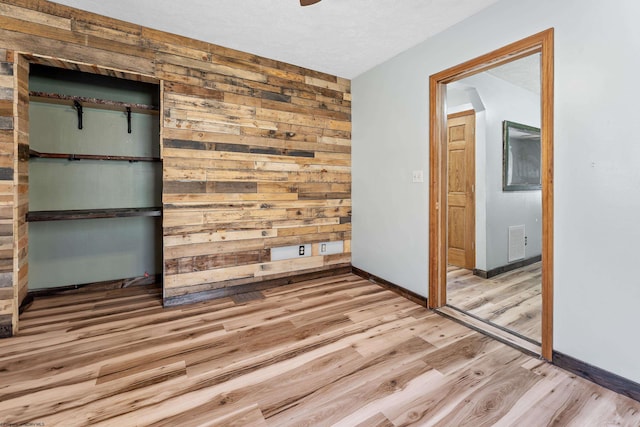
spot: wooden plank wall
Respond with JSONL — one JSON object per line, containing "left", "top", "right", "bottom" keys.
{"left": 0, "top": 0, "right": 351, "bottom": 320}
{"left": 0, "top": 49, "right": 14, "bottom": 337}
{"left": 14, "top": 53, "right": 28, "bottom": 327}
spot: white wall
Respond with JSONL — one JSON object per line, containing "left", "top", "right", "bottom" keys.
{"left": 449, "top": 72, "right": 542, "bottom": 271}
{"left": 352, "top": 0, "right": 640, "bottom": 383}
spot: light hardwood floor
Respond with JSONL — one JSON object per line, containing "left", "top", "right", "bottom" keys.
{"left": 447, "top": 262, "right": 542, "bottom": 343}
{"left": 2, "top": 273, "right": 639, "bottom": 426}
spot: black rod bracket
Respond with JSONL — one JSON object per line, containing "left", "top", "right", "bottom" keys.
{"left": 73, "top": 100, "right": 83, "bottom": 130}
{"left": 126, "top": 107, "right": 132, "bottom": 134}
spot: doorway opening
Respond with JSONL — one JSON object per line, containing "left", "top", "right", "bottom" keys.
{"left": 446, "top": 54, "right": 542, "bottom": 346}
{"left": 429, "top": 29, "right": 554, "bottom": 360}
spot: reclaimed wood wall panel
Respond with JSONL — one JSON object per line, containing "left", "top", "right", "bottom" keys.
{"left": 14, "top": 53, "right": 29, "bottom": 333}
{"left": 0, "top": 50, "right": 15, "bottom": 337}
{"left": 162, "top": 72, "right": 352, "bottom": 300}
{"left": 0, "top": 0, "right": 351, "bottom": 320}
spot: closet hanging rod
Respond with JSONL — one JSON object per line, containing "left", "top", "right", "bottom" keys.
{"left": 29, "top": 149, "right": 161, "bottom": 163}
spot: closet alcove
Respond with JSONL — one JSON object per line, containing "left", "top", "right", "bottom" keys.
{"left": 27, "top": 64, "right": 162, "bottom": 291}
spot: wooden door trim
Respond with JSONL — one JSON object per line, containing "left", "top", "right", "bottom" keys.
{"left": 448, "top": 109, "right": 475, "bottom": 120}
{"left": 429, "top": 28, "right": 554, "bottom": 360}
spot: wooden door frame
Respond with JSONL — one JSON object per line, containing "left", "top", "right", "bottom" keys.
{"left": 428, "top": 29, "right": 554, "bottom": 360}
{"left": 446, "top": 110, "right": 476, "bottom": 270}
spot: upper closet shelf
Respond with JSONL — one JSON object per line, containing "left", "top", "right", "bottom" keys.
{"left": 29, "top": 91, "right": 159, "bottom": 115}
{"left": 26, "top": 207, "right": 162, "bottom": 222}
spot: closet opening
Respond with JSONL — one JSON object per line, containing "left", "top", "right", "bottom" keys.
{"left": 24, "top": 60, "right": 162, "bottom": 299}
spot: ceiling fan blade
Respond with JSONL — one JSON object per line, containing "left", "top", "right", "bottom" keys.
{"left": 300, "top": 0, "right": 321, "bottom": 6}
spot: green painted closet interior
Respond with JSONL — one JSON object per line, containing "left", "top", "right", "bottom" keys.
{"left": 28, "top": 65, "right": 162, "bottom": 289}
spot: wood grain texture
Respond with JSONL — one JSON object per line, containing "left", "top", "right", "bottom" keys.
{"left": 539, "top": 28, "right": 555, "bottom": 362}
{"left": 0, "top": 0, "right": 351, "bottom": 329}
{"left": 0, "top": 52, "right": 15, "bottom": 336}
{"left": 26, "top": 207, "right": 162, "bottom": 222}
{"left": 29, "top": 90, "right": 158, "bottom": 114}
{"left": 446, "top": 111, "right": 475, "bottom": 270}
{"left": 1, "top": 274, "right": 638, "bottom": 425}
{"left": 447, "top": 262, "right": 542, "bottom": 343}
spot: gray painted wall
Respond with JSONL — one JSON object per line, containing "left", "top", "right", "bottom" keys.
{"left": 352, "top": 0, "right": 640, "bottom": 383}
{"left": 28, "top": 68, "right": 161, "bottom": 289}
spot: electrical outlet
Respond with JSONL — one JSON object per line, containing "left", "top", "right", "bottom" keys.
{"left": 318, "top": 241, "right": 344, "bottom": 256}
{"left": 412, "top": 170, "right": 424, "bottom": 183}
{"left": 271, "top": 244, "right": 311, "bottom": 260}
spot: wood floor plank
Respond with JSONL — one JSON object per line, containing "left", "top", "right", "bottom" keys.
{"left": 266, "top": 337, "right": 437, "bottom": 426}
{"left": 354, "top": 413, "right": 394, "bottom": 427}
{"left": 447, "top": 263, "right": 542, "bottom": 342}
{"left": 491, "top": 361, "right": 570, "bottom": 427}
{"left": 0, "top": 301, "right": 233, "bottom": 361}
{"left": 197, "top": 404, "right": 268, "bottom": 427}
{"left": 415, "top": 311, "right": 476, "bottom": 348}
{"left": 384, "top": 345, "right": 528, "bottom": 426}
{"left": 422, "top": 333, "right": 503, "bottom": 375}
{"left": 1, "top": 273, "right": 638, "bottom": 426}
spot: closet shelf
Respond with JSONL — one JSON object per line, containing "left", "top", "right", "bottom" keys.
{"left": 29, "top": 91, "right": 159, "bottom": 115}
{"left": 29, "top": 149, "right": 161, "bottom": 163}
{"left": 26, "top": 207, "right": 162, "bottom": 222}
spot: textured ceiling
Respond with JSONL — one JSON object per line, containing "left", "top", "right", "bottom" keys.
{"left": 51, "top": 0, "right": 502, "bottom": 79}
{"left": 487, "top": 53, "right": 541, "bottom": 94}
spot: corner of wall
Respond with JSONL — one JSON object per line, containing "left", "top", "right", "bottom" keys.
{"left": 0, "top": 49, "right": 16, "bottom": 336}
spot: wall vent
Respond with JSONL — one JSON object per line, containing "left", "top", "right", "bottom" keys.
{"left": 508, "top": 225, "right": 526, "bottom": 262}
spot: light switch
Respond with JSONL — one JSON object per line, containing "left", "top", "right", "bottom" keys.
{"left": 412, "top": 170, "right": 424, "bottom": 183}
